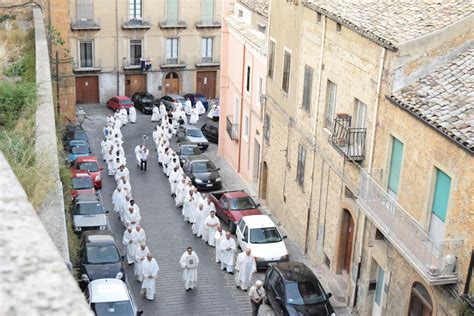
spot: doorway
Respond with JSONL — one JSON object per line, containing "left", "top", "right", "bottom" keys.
{"left": 337, "top": 209, "right": 355, "bottom": 273}
{"left": 196, "top": 71, "right": 216, "bottom": 99}
{"left": 260, "top": 161, "right": 268, "bottom": 199}
{"left": 253, "top": 140, "right": 261, "bottom": 182}
{"left": 372, "top": 264, "right": 385, "bottom": 316}
{"left": 163, "top": 72, "right": 180, "bottom": 95}
{"left": 125, "top": 74, "right": 146, "bottom": 97}
{"left": 75, "top": 76, "right": 99, "bottom": 104}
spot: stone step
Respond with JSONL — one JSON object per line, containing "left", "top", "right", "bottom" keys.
{"left": 328, "top": 276, "right": 348, "bottom": 304}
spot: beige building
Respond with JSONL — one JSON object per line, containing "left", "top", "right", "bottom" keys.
{"left": 69, "top": 0, "right": 222, "bottom": 103}
{"left": 261, "top": 0, "right": 473, "bottom": 314}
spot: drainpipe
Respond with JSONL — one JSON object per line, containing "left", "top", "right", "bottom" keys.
{"left": 115, "top": 0, "right": 120, "bottom": 95}
{"left": 304, "top": 16, "right": 326, "bottom": 254}
{"left": 237, "top": 43, "right": 246, "bottom": 173}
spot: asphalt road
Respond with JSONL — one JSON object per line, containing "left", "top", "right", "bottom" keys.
{"left": 81, "top": 104, "right": 270, "bottom": 316}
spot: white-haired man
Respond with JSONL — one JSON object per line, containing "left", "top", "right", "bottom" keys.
{"left": 248, "top": 280, "right": 266, "bottom": 316}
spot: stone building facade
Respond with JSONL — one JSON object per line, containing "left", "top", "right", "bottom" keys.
{"left": 69, "top": 0, "right": 222, "bottom": 103}
{"left": 261, "top": 0, "right": 473, "bottom": 314}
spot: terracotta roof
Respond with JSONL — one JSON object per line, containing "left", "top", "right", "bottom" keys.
{"left": 305, "top": 0, "right": 473, "bottom": 50}
{"left": 388, "top": 45, "right": 474, "bottom": 153}
{"left": 240, "top": 0, "right": 269, "bottom": 17}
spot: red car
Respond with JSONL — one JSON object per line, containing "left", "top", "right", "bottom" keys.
{"left": 71, "top": 156, "right": 103, "bottom": 189}
{"left": 71, "top": 171, "right": 95, "bottom": 198}
{"left": 106, "top": 96, "right": 134, "bottom": 111}
{"left": 209, "top": 190, "right": 261, "bottom": 233}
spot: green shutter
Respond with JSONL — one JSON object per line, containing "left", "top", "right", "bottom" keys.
{"left": 167, "top": 0, "right": 178, "bottom": 24}
{"left": 388, "top": 137, "right": 403, "bottom": 194}
{"left": 431, "top": 169, "right": 451, "bottom": 222}
{"left": 202, "top": 0, "right": 214, "bottom": 24}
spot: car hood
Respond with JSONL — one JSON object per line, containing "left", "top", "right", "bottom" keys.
{"left": 228, "top": 208, "right": 262, "bottom": 222}
{"left": 186, "top": 136, "right": 208, "bottom": 143}
{"left": 192, "top": 171, "right": 220, "bottom": 182}
{"left": 73, "top": 214, "right": 106, "bottom": 228}
{"left": 69, "top": 153, "right": 89, "bottom": 161}
{"left": 83, "top": 262, "right": 122, "bottom": 281}
{"left": 249, "top": 240, "right": 288, "bottom": 261}
{"left": 287, "top": 302, "right": 333, "bottom": 316}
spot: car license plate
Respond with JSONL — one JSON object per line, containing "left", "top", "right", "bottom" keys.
{"left": 206, "top": 184, "right": 213, "bottom": 187}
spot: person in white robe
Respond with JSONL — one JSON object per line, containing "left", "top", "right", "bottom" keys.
{"left": 235, "top": 248, "right": 257, "bottom": 291}
{"left": 106, "top": 149, "right": 115, "bottom": 176}
{"left": 134, "top": 144, "right": 143, "bottom": 168}
{"left": 151, "top": 105, "right": 160, "bottom": 122}
{"left": 184, "top": 98, "right": 192, "bottom": 115}
{"left": 135, "top": 224, "right": 146, "bottom": 245}
{"left": 220, "top": 232, "right": 236, "bottom": 273}
{"left": 140, "top": 253, "right": 159, "bottom": 300}
{"left": 168, "top": 166, "right": 182, "bottom": 196}
{"left": 179, "top": 247, "right": 199, "bottom": 291}
{"left": 112, "top": 157, "right": 123, "bottom": 175}
{"left": 182, "top": 190, "right": 195, "bottom": 222}
{"left": 112, "top": 187, "right": 123, "bottom": 214}
{"left": 215, "top": 226, "right": 226, "bottom": 263}
{"left": 119, "top": 108, "right": 128, "bottom": 125}
{"left": 189, "top": 107, "right": 199, "bottom": 124}
{"left": 134, "top": 243, "right": 150, "bottom": 282}
{"left": 159, "top": 103, "right": 167, "bottom": 118}
{"left": 174, "top": 177, "right": 187, "bottom": 207}
{"left": 195, "top": 100, "right": 206, "bottom": 115}
{"left": 204, "top": 211, "right": 220, "bottom": 246}
{"left": 119, "top": 194, "right": 132, "bottom": 222}
{"left": 196, "top": 201, "right": 209, "bottom": 238}
{"left": 162, "top": 148, "right": 171, "bottom": 175}
{"left": 123, "top": 207, "right": 141, "bottom": 228}
{"left": 192, "top": 204, "right": 205, "bottom": 236}
{"left": 122, "top": 226, "right": 137, "bottom": 265}
{"left": 118, "top": 177, "right": 132, "bottom": 193}
{"left": 100, "top": 138, "right": 108, "bottom": 161}
{"left": 178, "top": 108, "right": 187, "bottom": 125}
{"left": 128, "top": 106, "right": 137, "bottom": 123}
{"left": 114, "top": 164, "right": 130, "bottom": 182}
{"left": 107, "top": 114, "right": 115, "bottom": 125}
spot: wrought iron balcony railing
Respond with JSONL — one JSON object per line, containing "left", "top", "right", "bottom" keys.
{"left": 329, "top": 114, "right": 366, "bottom": 161}
{"left": 71, "top": 17, "right": 100, "bottom": 30}
{"left": 358, "top": 169, "right": 463, "bottom": 285}
{"left": 226, "top": 115, "right": 239, "bottom": 140}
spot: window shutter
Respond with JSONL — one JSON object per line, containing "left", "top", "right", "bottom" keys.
{"left": 202, "top": 0, "right": 214, "bottom": 24}
{"left": 77, "top": 0, "right": 93, "bottom": 20}
{"left": 431, "top": 169, "right": 451, "bottom": 222}
{"left": 388, "top": 138, "right": 404, "bottom": 194}
{"left": 303, "top": 65, "right": 313, "bottom": 111}
{"left": 167, "top": 0, "right": 179, "bottom": 24}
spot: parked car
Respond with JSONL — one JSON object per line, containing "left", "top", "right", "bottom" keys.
{"left": 63, "top": 125, "right": 88, "bottom": 142}
{"left": 236, "top": 215, "right": 289, "bottom": 268}
{"left": 131, "top": 92, "right": 157, "bottom": 114}
{"left": 72, "top": 192, "right": 108, "bottom": 232}
{"left": 67, "top": 143, "right": 91, "bottom": 165}
{"left": 176, "top": 125, "right": 209, "bottom": 151}
{"left": 79, "top": 230, "right": 124, "bottom": 286}
{"left": 106, "top": 96, "right": 134, "bottom": 111}
{"left": 209, "top": 190, "right": 261, "bottom": 233}
{"left": 71, "top": 156, "right": 103, "bottom": 189}
{"left": 201, "top": 123, "right": 218, "bottom": 144}
{"left": 86, "top": 279, "right": 142, "bottom": 316}
{"left": 160, "top": 94, "right": 186, "bottom": 111}
{"left": 183, "top": 157, "right": 222, "bottom": 191}
{"left": 64, "top": 139, "right": 90, "bottom": 151}
{"left": 177, "top": 143, "right": 202, "bottom": 166}
{"left": 264, "top": 262, "right": 335, "bottom": 316}
{"left": 71, "top": 171, "right": 95, "bottom": 198}
{"left": 183, "top": 93, "right": 209, "bottom": 111}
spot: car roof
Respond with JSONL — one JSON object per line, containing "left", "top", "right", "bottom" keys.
{"left": 89, "top": 279, "right": 130, "bottom": 303}
{"left": 85, "top": 234, "right": 115, "bottom": 245}
{"left": 272, "top": 261, "right": 318, "bottom": 282}
{"left": 115, "top": 96, "right": 131, "bottom": 100}
{"left": 187, "top": 157, "right": 211, "bottom": 163}
{"left": 74, "top": 193, "right": 100, "bottom": 202}
{"left": 242, "top": 215, "right": 275, "bottom": 228}
{"left": 76, "top": 156, "right": 98, "bottom": 163}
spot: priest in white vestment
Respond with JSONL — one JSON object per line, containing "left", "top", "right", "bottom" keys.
{"left": 195, "top": 100, "right": 206, "bottom": 115}
{"left": 135, "top": 225, "right": 146, "bottom": 245}
{"left": 204, "top": 211, "right": 220, "bottom": 246}
{"left": 151, "top": 105, "right": 160, "bottom": 122}
{"left": 122, "top": 226, "right": 137, "bottom": 265}
{"left": 179, "top": 247, "right": 199, "bottom": 291}
{"left": 184, "top": 98, "right": 192, "bottom": 115}
{"left": 235, "top": 248, "right": 257, "bottom": 291}
{"left": 128, "top": 106, "right": 137, "bottom": 123}
{"left": 215, "top": 226, "right": 226, "bottom": 263}
{"left": 140, "top": 253, "right": 159, "bottom": 300}
{"left": 123, "top": 207, "right": 141, "bottom": 228}
{"left": 135, "top": 243, "right": 150, "bottom": 282}
{"left": 220, "top": 232, "right": 236, "bottom": 273}
{"left": 168, "top": 166, "right": 181, "bottom": 196}
{"left": 189, "top": 107, "right": 199, "bottom": 124}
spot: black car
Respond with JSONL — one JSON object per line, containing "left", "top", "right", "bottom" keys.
{"left": 264, "top": 262, "right": 335, "bottom": 316}
{"left": 63, "top": 124, "right": 88, "bottom": 142}
{"left": 78, "top": 230, "right": 125, "bottom": 287}
{"left": 177, "top": 143, "right": 202, "bottom": 166}
{"left": 201, "top": 123, "right": 219, "bottom": 144}
{"left": 183, "top": 157, "right": 222, "bottom": 190}
{"left": 131, "top": 92, "right": 157, "bottom": 114}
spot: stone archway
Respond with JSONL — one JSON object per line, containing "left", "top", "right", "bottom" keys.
{"left": 163, "top": 71, "right": 180, "bottom": 95}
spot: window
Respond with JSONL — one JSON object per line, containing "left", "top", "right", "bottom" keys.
{"left": 296, "top": 144, "right": 305, "bottom": 186}
{"left": 267, "top": 40, "right": 275, "bottom": 79}
{"left": 354, "top": 99, "right": 367, "bottom": 128}
{"left": 244, "top": 114, "right": 249, "bottom": 141}
{"left": 129, "top": 39, "right": 142, "bottom": 65}
{"left": 79, "top": 41, "right": 93, "bottom": 68}
{"left": 387, "top": 137, "right": 404, "bottom": 196}
{"left": 246, "top": 65, "right": 251, "bottom": 93}
{"left": 257, "top": 24, "right": 266, "bottom": 34}
{"left": 77, "top": 0, "right": 93, "bottom": 20}
{"left": 202, "top": 0, "right": 214, "bottom": 24}
{"left": 325, "top": 81, "right": 337, "bottom": 129}
{"left": 408, "top": 283, "right": 433, "bottom": 316}
{"left": 257, "top": 76, "right": 263, "bottom": 104}
{"left": 167, "top": 0, "right": 179, "bottom": 25}
{"left": 129, "top": 0, "right": 142, "bottom": 19}
{"left": 429, "top": 168, "right": 451, "bottom": 240}
{"left": 282, "top": 50, "right": 291, "bottom": 93}
{"left": 233, "top": 96, "right": 240, "bottom": 124}
{"left": 302, "top": 65, "right": 313, "bottom": 112}
{"left": 201, "top": 37, "right": 213, "bottom": 63}
{"left": 238, "top": 9, "right": 243, "bottom": 18}
{"left": 263, "top": 114, "right": 270, "bottom": 143}
{"left": 166, "top": 38, "right": 178, "bottom": 64}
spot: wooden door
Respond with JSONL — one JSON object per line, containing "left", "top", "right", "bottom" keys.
{"left": 75, "top": 76, "right": 99, "bottom": 104}
{"left": 344, "top": 211, "right": 355, "bottom": 272}
{"left": 196, "top": 71, "right": 216, "bottom": 99}
{"left": 260, "top": 162, "right": 268, "bottom": 199}
{"left": 125, "top": 74, "right": 146, "bottom": 97}
{"left": 163, "top": 72, "right": 180, "bottom": 95}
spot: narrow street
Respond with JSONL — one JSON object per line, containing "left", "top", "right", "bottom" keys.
{"left": 81, "top": 103, "right": 272, "bottom": 315}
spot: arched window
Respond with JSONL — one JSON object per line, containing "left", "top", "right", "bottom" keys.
{"left": 408, "top": 282, "right": 432, "bottom": 316}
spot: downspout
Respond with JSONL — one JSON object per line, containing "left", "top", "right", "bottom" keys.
{"left": 237, "top": 43, "right": 246, "bottom": 172}
{"left": 115, "top": 0, "right": 120, "bottom": 95}
{"left": 304, "top": 16, "right": 326, "bottom": 254}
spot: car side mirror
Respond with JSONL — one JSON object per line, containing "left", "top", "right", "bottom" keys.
{"left": 256, "top": 203, "right": 261, "bottom": 207}
{"left": 137, "top": 310, "right": 143, "bottom": 315}
{"left": 326, "top": 293, "right": 332, "bottom": 299}
{"left": 282, "top": 235, "right": 287, "bottom": 240}
{"left": 217, "top": 168, "right": 220, "bottom": 171}
{"left": 121, "top": 255, "right": 125, "bottom": 260}
{"left": 105, "top": 210, "right": 110, "bottom": 214}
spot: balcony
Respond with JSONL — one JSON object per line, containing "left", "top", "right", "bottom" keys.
{"left": 122, "top": 18, "right": 151, "bottom": 29}
{"left": 329, "top": 114, "right": 366, "bottom": 161}
{"left": 358, "top": 170, "right": 463, "bottom": 285}
{"left": 195, "top": 57, "right": 220, "bottom": 68}
{"left": 195, "top": 19, "right": 222, "bottom": 29}
{"left": 71, "top": 17, "right": 100, "bottom": 30}
{"left": 226, "top": 115, "right": 239, "bottom": 140}
{"left": 73, "top": 59, "right": 102, "bottom": 73}
{"left": 159, "top": 20, "right": 187, "bottom": 29}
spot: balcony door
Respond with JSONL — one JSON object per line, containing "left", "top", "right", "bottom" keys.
{"left": 372, "top": 265, "right": 385, "bottom": 316}
{"left": 429, "top": 169, "right": 451, "bottom": 242}
{"left": 387, "top": 137, "right": 404, "bottom": 199}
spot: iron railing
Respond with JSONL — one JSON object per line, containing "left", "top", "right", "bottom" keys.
{"left": 226, "top": 115, "right": 239, "bottom": 140}
{"left": 122, "top": 18, "right": 151, "bottom": 29}
{"left": 330, "top": 114, "right": 366, "bottom": 161}
{"left": 358, "top": 169, "right": 463, "bottom": 285}
{"left": 71, "top": 17, "right": 100, "bottom": 30}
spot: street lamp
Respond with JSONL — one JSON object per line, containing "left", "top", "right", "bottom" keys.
{"left": 76, "top": 107, "right": 86, "bottom": 126}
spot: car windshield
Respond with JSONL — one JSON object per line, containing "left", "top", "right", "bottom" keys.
{"left": 72, "top": 145, "right": 89, "bottom": 154}
{"left": 74, "top": 131, "right": 88, "bottom": 139}
{"left": 86, "top": 244, "right": 119, "bottom": 264}
{"left": 191, "top": 161, "right": 216, "bottom": 173}
{"left": 120, "top": 100, "right": 133, "bottom": 105}
{"left": 142, "top": 94, "right": 154, "bottom": 102}
{"left": 229, "top": 197, "right": 257, "bottom": 210}
{"left": 285, "top": 281, "right": 327, "bottom": 306}
{"left": 79, "top": 162, "right": 99, "bottom": 172}
{"left": 72, "top": 177, "right": 93, "bottom": 189}
{"left": 186, "top": 129, "right": 204, "bottom": 138}
{"left": 249, "top": 227, "right": 282, "bottom": 244}
{"left": 74, "top": 202, "right": 103, "bottom": 215}
{"left": 92, "top": 301, "right": 133, "bottom": 316}
{"left": 181, "top": 146, "right": 201, "bottom": 156}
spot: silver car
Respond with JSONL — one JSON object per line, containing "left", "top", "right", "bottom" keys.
{"left": 177, "top": 125, "right": 209, "bottom": 151}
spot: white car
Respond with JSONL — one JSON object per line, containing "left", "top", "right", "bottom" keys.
{"left": 86, "top": 279, "right": 142, "bottom": 316}
{"left": 236, "top": 215, "right": 289, "bottom": 268}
